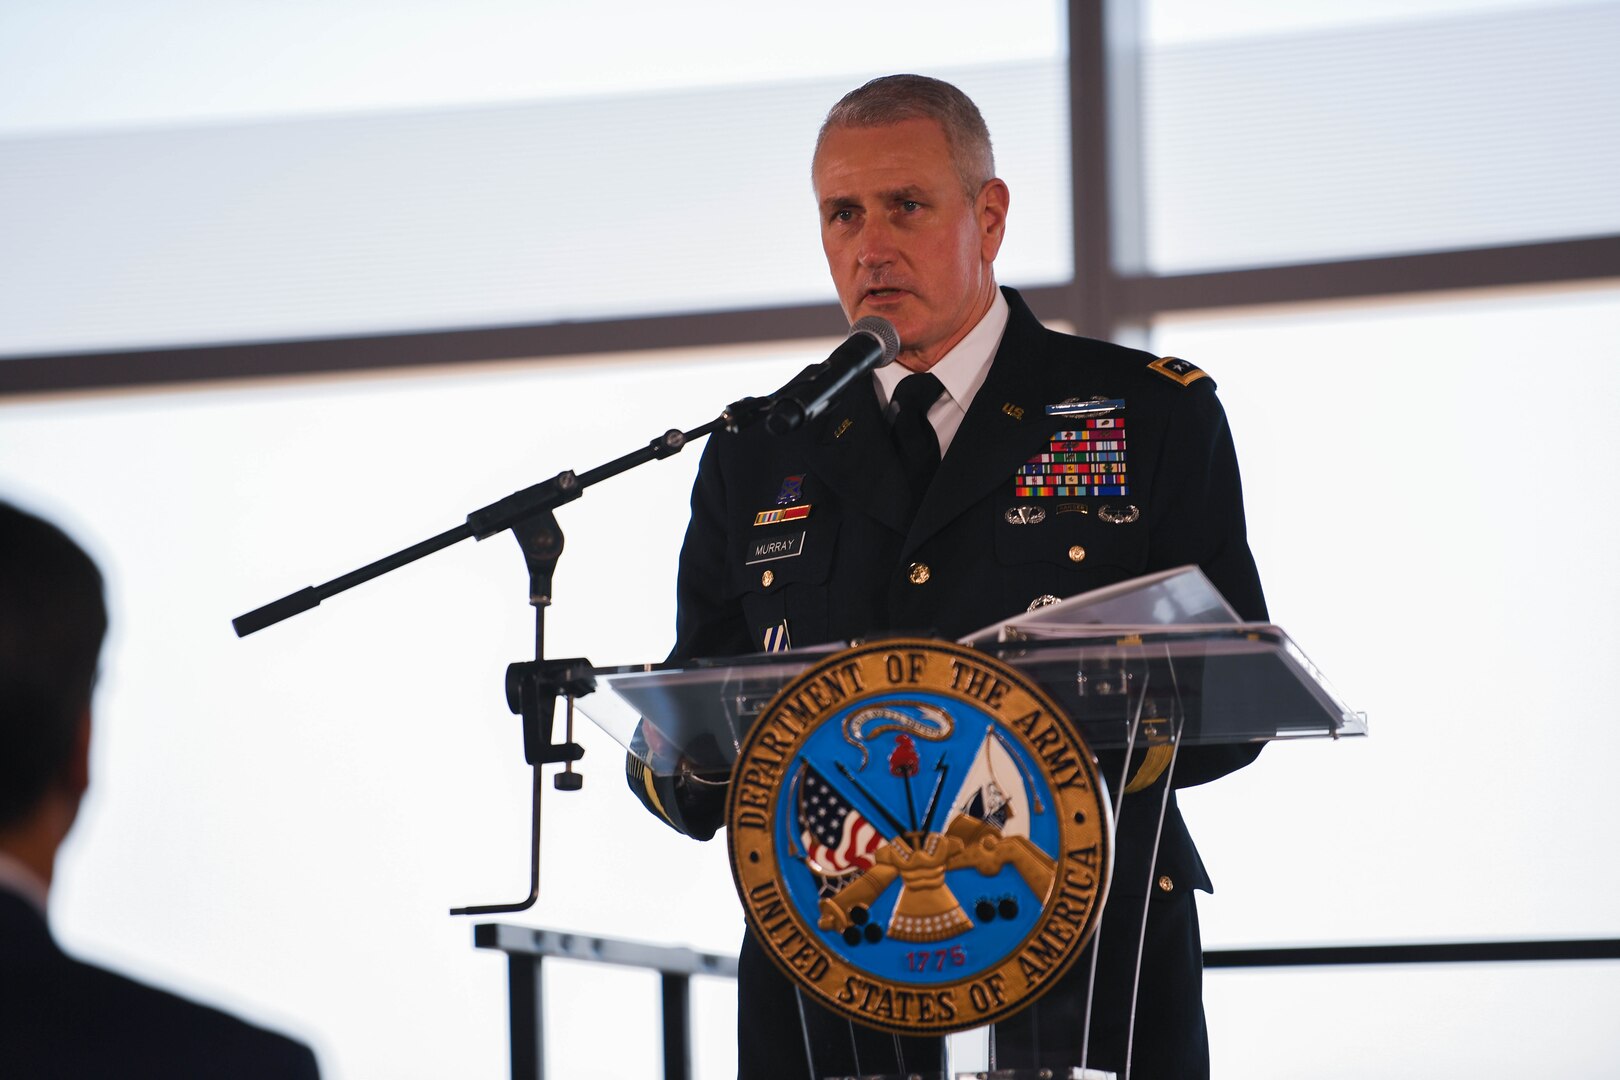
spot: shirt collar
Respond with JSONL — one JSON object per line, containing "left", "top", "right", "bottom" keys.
{"left": 874, "top": 287, "right": 1009, "bottom": 414}
{"left": 0, "top": 849, "right": 49, "bottom": 915}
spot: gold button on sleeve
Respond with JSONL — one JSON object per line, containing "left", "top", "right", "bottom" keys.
{"left": 908, "top": 562, "right": 931, "bottom": 585}
{"left": 1068, "top": 544, "right": 1087, "bottom": 563}
{"left": 1157, "top": 874, "right": 1174, "bottom": 893}
{"left": 761, "top": 569, "right": 775, "bottom": 587}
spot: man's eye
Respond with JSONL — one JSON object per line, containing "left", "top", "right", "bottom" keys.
{"left": 900, "top": 200, "right": 921, "bottom": 212}
{"left": 832, "top": 209, "right": 855, "bottom": 223}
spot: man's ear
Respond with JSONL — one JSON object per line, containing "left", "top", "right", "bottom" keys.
{"left": 977, "top": 178, "right": 1010, "bottom": 263}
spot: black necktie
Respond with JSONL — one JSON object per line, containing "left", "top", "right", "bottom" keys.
{"left": 890, "top": 372, "right": 944, "bottom": 511}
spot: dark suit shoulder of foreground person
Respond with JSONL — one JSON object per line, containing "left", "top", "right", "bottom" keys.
{"left": 0, "top": 891, "right": 319, "bottom": 1079}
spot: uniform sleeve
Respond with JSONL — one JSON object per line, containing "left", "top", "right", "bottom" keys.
{"left": 626, "top": 747, "right": 727, "bottom": 841}
{"left": 670, "top": 433, "right": 754, "bottom": 663}
{"left": 1148, "top": 380, "right": 1267, "bottom": 623}
{"left": 1147, "top": 379, "right": 1269, "bottom": 788}
{"left": 625, "top": 434, "right": 749, "bottom": 840}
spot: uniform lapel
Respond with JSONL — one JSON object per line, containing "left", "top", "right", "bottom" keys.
{"left": 903, "top": 291, "right": 1059, "bottom": 559}
{"left": 803, "top": 376, "right": 913, "bottom": 535}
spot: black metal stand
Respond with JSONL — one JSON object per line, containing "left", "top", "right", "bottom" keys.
{"left": 960, "top": 1071, "right": 1114, "bottom": 1079}
{"left": 474, "top": 925, "right": 739, "bottom": 1080}
{"left": 450, "top": 509, "right": 594, "bottom": 915}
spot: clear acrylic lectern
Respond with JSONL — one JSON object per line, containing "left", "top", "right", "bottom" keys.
{"left": 580, "top": 567, "right": 1364, "bottom": 1080}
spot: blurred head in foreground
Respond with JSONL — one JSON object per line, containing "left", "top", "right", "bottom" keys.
{"left": 0, "top": 499, "right": 106, "bottom": 889}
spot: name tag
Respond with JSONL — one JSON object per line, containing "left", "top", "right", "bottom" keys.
{"left": 746, "top": 530, "right": 806, "bottom": 564}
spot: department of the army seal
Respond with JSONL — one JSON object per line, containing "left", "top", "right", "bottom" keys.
{"left": 726, "top": 638, "right": 1111, "bottom": 1036}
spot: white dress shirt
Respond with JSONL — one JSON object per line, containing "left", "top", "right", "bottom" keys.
{"left": 872, "top": 288, "right": 1010, "bottom": 458}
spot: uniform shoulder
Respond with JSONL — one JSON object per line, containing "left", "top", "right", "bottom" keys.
{"left": 1005, "top": 286, "right": 1216, "bottom": 390}
{"left": 1040, "top": 327, "right": 1218, "bottom": 394}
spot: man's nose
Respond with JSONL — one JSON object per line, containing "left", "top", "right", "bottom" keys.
{"left": 856, "top": 217, "right": 899, "bottom": 268}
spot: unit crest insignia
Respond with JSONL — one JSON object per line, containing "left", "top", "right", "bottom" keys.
{"left": 727, "top": 639, "right": 1111, "bottom": 1035}
{"left": 775, "top": 474, "right": 805, "bottom": 506}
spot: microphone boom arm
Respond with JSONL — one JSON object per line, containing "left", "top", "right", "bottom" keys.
{"left": 229, "top": 332, "right": 888, "bottom": 916}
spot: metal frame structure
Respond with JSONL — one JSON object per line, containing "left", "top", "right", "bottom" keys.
{"left": 474, "top": 924, "right": 740, "bottom": 1080}
{"left": 1, "top": 1, "right": 1614, "bottom": 398}
{"left": 475, "top": 923, "right": 1620, "bottom": 1080}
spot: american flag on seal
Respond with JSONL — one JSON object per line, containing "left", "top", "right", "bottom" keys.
{"left": 797, "top": 763, "right": 884, "bottom": 894}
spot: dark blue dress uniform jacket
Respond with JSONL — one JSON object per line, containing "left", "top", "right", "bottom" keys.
{"left": 635, "top": 286, "right": 1266, "bottom": 1080}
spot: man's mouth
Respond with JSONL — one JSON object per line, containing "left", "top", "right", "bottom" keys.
{"left": 864, "top": 287, "right": 907, "bottom": 300}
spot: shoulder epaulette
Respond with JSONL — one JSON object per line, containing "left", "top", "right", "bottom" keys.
{"left": 1146, "top": 355, "right": 1209, "bottom": 387}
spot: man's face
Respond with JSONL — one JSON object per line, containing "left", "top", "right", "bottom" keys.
{"left": 813, "top": 117, "right": 1008, "bottom": 372}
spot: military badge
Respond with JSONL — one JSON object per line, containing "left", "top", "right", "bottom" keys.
{"left": 1147, "top": 356, "right": 1207, "bottom": 386}
{"left": 1014, "top": 411, "right": 1129, "bottom": 498}
{"left": 1045, "top": 396, "right": 1124, "bottom": 418}
{"left": 1003, "top": 505, "right": 1047, "bottom": 525}
{"left": 727, "top": 639, "right": 1110, "bottom": 1035}
{"left": 1098, "top": 503, "right": 1140, "bottom": 525}
{"left": 762, "top": 620, "right": 792, "bottom": 653}
{"left": 754, "top": 505, "right": 811, "bottom": 526}
{"left": 775, "top": 475, "right": 805, "bottom": 506}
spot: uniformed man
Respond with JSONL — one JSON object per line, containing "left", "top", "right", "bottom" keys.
{"left": 630, "top": 74, "right": 1266, "bottom": 1080}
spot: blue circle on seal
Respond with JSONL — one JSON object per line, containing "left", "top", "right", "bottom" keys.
{"left": 772, "top": 689, "right": 1062, "bottom": 986}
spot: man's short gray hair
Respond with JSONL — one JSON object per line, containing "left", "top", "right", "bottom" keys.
{"left": 815, "top": 74, "right": 996, "bottom": 199}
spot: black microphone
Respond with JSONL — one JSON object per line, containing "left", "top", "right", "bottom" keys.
{"left": 765, "top": 316, "right": 901, "bottom": 435}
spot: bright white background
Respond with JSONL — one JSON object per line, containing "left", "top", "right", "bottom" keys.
{"left": 3, "top": 2, "right": 1619, "bottom": 1078}
{"left": 1164, "top": 286, "right": 1620, "bottom": 1075}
